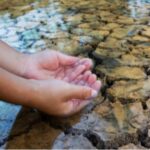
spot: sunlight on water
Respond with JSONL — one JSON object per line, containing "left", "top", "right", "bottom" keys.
{"left": 128, "top": 0, "right": 150, "bottom": 18}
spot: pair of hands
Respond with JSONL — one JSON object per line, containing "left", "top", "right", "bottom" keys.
{"left": 21, "top": 50, "right": 101, "bottom": 116}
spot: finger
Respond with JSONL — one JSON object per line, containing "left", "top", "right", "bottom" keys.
{"left": 79, "top": 58, "right": 94, "bottom": 70}
{"left": 91, "top": 80, "right": 102, "bottom": 91}
{"left": 71, "top": 75, "right": 83, "bottom": 84}
{"left": 65, "top": 65, "right": 86, "bottom": 82}
{"left": 87, "top": 74, "right": 97, "bottom": 86}
{"left": 57, "top": 52, "right": 79, "bottom": 66}
{"left": 65, "top": 84, "right": 98, "bottom": 100}
{"left": 82, "top": 71, "right": 92, "bottom": 81}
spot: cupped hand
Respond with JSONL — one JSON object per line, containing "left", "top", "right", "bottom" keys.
{"left": 23, "top": 50, "right": 93, "bottom": 81}
{"left": 31, "top": 74, "right": 101, "bottom": 116}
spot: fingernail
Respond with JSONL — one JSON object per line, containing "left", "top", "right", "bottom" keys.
{"left": 91, "top": 90, "right": 98, "bottom": 98}
{"left": 88, "top": 90, "right": 98, "bottom": 99}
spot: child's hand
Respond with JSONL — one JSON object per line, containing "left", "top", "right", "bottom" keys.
{"left": 30, "top": 78, "right": 100, "bottom": 116}
{"left": 23, "top": 50, "right": 93, "bottom": 81}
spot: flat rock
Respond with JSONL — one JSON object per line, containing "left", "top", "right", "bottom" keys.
{"left": 96, "top": 66, "right": 146, "bottom": 81}
{"left": 98, "top": 37, "right": 129, "bottom": 51}
{"left": 110, "top": 27, "right": 135, "bottom": 39}
{"left": 107, "top": 79, "right": 150, "bottom": 102}
{"left": 131, "top": 46, "right": 150, "bottom": 58}
{"left": 93, "top": 48, "right": 125, "bottom": 60}
{"left": 47, "top": 38, "right": 93, "bottom": 55}
{"left": 117, "top": 16, "right": 135, "bottom": 25}
{"left": 141, "top": 27, "right": 150, "bottom": 38}
{"left": 52, "top": 134, "right": 96, "bottom": 149}
{"left": 100, "top": 23, "right": 120, "bottom": 30}
{"left": 118, "top": 54, "right": 150, "bottom": 67}
{"left": 71, "top": 28, "right": 104, "bottom": 41}
{"left": 132, "top": 35, "right": 149, "bottom": 42}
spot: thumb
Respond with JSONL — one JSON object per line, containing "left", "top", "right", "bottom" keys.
{"left": 65, "top": 84, "right": 98, "bottom": 100}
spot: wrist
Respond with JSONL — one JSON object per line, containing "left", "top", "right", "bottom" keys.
{"left": 17, "top": 52, "right": 31, "bottom": 78}
{"left": 20, "top": 78, "right": 39, "bottom": 107}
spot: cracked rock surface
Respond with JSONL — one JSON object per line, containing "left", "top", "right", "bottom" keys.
{"left": 0, "top": 0, "right": 150, "bottom": 149}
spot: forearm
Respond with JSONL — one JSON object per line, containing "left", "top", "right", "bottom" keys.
{"left": 0, "top": 67, "right": 35, "bottom": 106}
{"left": 0, "top": 41, "right": 27, "bottom": 77}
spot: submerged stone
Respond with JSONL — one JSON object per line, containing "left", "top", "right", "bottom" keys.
{"left": 96, "top": 66, "right": 146, "bottom": 81}
{"left": 107, "top": 79, "right": 150, "bottom": 102}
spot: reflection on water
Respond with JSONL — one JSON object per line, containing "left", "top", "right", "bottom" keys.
{"left": 128, "top": 0, "right": 150, "bottom": 18}
{"left": 0, "top": 0, "right": 149, "bottom": 53}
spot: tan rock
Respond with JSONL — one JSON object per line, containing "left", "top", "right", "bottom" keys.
{"left": 94, "top": 103, "right": 110, "bottom": 117}
{"left": 146, "top": 99, "right": 150, "bottom": 110}
{"left": 64, "top": 14, "right": 83, "bottom": 25}
{"left": 100, "top": 23, "right": 120, "bottom": 30}
{"left": 131, "top": 46, "right": 150, "bottom": 58}
{"left": 71, "top": 28, "right": 104, "bottom": 40}
{"left": 117, "top": 16, "right": 134, "bottom": 25}
{"left": 48, "top": 38, "right": 92, "bottom": 55}
{"left": 128, "top": 102, "right": 147, "bottom": 128}
{"left": 98, "top": 30, "right": 110, "bottom": 36}
{"left": 117, "top": 54, "right": 150, "bottom": 67}
{"left": 98, "top": 38, "right": 120, "bottom": 49}
{"left": 96, "top": 66, "right": 146, "bottom": 80}
{"left": 110, "top": 28, "right": 130, "bottom": 39}
{"left": 111, "top": 101, "right": 126, "bottom": 129}
{"left": 78, "top": 23, "right": 90, "bottom": 28}
{"left": 141, "top": 27, "right": 150, "bottom": 37}
{"left": 132, "top": 35, "right": 149, "bottom": 42}
{"left": 93, "top": 48, "right": 124, "bottom": 58}
{"left": 107, "top": 79, "right": 150, "bottom": 101}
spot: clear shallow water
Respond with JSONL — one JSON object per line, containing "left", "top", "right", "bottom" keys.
{"left": 128, "top": 0, "right": 150, "bottom": 18}
{"left": 0, "top": 0, "right": 149, "bottom": 53}
{"left": 0, "top": 0, "right": 150, "bottom": 148}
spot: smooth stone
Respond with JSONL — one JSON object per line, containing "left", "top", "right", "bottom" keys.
{"left": 71, "top": 28, "right": 104, "bottom": 41}
{"left": 107, "top": 79, "right": 150, "bottom": 102}
{"left": 131, "top": 46, "right": 150, "bottom": 58}
{"left": 100, "top": 23, "right": 120, "bottom": 30}
{"left": 110, "top": 27, "right": 133, "bottom": 39}
{"left": 98, "top": 38, "right": 129, "bottom": 50}
{"left": 132, "top": 35, "right": 149, "bottom": 42}
{"left": 141, "top": 27, "right": 150, "bottom": 38}
{"left": 52, "top": 134, "right": 96, "bottom": 149}
{"left": 128, "top": 102, "right": 148, "bottom": 128}
{"left": 78, "top": 23, "right": 90, "bottom": 28}
{"left": 118, "top": 54, "right": 149, "bottom": 67}
{"left": 117, "top": 16, "right": 135, "bottom": 25}
{"left": 64, "top": 14, "right": 83, "bottom": 26}
{"left": 96, "top": 66, "right": 146, "bottom": 80}
{"left": 48, "top": 38, "right": 93, "bottom": 55}
{"left": 93, "top": 48, "right": 125, "bottom": 60}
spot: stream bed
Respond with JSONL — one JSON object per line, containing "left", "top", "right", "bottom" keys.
{"left": 0, "top": 0, "right": 150, "bottom": 149}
